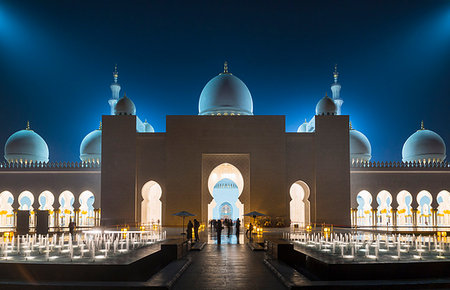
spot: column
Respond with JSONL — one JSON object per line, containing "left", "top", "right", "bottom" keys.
{"left": 371, "top": 209, "right": 378, "bottom": 228}
{"left": 391, "top": 208, "right": 398, "bottom": 229}
{"left": 74, "top": 209, "right": 80, "bottom": 227}
{"left": 411, "top": 209, "right": 418, "bottom": 228}
{"left": 431, "top": 208, "right": 437, "bottom": 228}
{"left": 351, "top": 208, "right": 358, "bottom": 227}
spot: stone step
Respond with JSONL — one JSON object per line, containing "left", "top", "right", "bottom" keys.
{"left": 146, "top": 259, "right": 191, "bottom": 289}
{"left": 190, "top": 242, "right": 206, "bottom": 251}
{"left": 248, "top": 242, "right": 265, "bottom": 251}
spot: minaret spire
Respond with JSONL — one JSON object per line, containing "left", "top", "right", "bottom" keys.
{"left": 109, "top": 64, "right": 121, "bottom": 115}
{"left": 331, "top": 64, "right": 343, "bottom": 115}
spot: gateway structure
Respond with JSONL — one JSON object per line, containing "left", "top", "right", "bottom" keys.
{"left": 0, "top": 63, "right": 449, "bottom": 230}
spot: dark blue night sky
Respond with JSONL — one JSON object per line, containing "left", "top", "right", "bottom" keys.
{"left": 1, "top": 0, "right": 450, "bottom": 162}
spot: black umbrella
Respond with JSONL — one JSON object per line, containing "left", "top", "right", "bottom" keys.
{"left": 173, "top": 211, "right": 195, "bottom": 234}
{"left": 244, "top": 211, "right": 266, "bottom": 224}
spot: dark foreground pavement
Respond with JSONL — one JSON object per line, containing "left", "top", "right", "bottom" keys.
{"left": 172, "top": 244, "right": 285, "bottom": 290}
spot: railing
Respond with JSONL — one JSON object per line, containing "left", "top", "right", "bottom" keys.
{"left": 351, "top": 160, "right": 450, "bottom": 169}
{"left": 0, "top": 161, "right": 101, "bottom": 170}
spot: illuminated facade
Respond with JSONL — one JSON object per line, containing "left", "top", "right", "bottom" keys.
{"left": 0, "top": 64, "right": 449, "bottom": 230}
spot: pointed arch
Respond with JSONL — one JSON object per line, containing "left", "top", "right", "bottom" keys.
{"left": 207, "top": 163, "right": 244, "bottom": 221}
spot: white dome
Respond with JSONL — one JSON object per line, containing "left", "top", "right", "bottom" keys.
{"left": 114, "top": 94, "right": 136, "bottom": 115}
{"left": 4, "top": 125, "right": 49, "bottom": 163}
{"left": 402, "top": 125, "right": 446, "bottom": 163}
{"left": 297, "top": 120, "right": 308, "bottom": 132}
{"left": 80, "top": 126, "right": 101, "bottom": 162}
{"left": 198, "top": 67, "right": 253, "bottom": 116}
{"left": 315, "top": 94, "right": 337, "bottom": 116}
{"left": 350, "top": 127, "right": 371, "bottom": 162}
{"left": 144, "top": 120, "right": 155, "bottom": 133}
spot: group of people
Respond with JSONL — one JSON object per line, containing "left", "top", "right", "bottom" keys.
{"left": 209, "top": 218, "right": 241, "bottom": 244}
{"left": 186, "top": 219, "right": 200, "bottom": 242}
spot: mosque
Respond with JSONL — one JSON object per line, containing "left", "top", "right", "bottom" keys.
{"left": 0, "top": 63, "right": 449, "bottom": 231}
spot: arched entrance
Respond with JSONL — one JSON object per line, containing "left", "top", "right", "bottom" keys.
{"left": 19, "top": 191, "right": 35, "bottom": 227}
{"left": 377, "top": 190, "right": 392, "bottom": 226}
{"left": 207, "top": 163, "right": 244, "bottom": 222}
{"left": 59, "top": 190, "right": 74, "bottom": 227}
{"left": 141, "top": 181, "right": 162, "bottom": 227}
{"left": 397, "top": 190, "right": 413, "bottom": 226}
{"left": 437, "top": 190, "right": 450, "bottom": 226}
{"left": 38, "top": 190, "right": 55, "bottom": 227}
{"left": 356, "top": 190, "right": 372, "bottom": 226}
{"left": 0, "top": 191, "right": 14, "bottom": 227}
{"left": 417, "top": 190, "right": 432, "bottom": 226}
{"left": 79, "top": 190, "right": 95, "bottom": 226}
{"left": 289, "top": 181, "right": 310, "bottom": 228}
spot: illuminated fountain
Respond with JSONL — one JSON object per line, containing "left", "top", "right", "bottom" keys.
{"left": 284, "top": 230, "right": 449, "bottom": 262}
{"left": 0, "top": 230, "right": 166, "bottom": 263}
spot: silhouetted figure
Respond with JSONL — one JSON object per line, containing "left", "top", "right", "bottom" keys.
{"left": 193, "top": 219, "right": 200, "bottom": 242}
{"left": 235, "top": 218, "right": 241, "bottom": 236}
{"left": 68, "top": 219, "right": 75, "bottom": 240}
{"left": 187, "top": 220, "right": 193, "bottom": 241}
{"left": 246, "top": 223, "right": 253, "bottom": 242}
{"left": 216, "top": 220, "right": 223, "bottom": 244}
{"left": 227, "top": 219, "right": 232, "bottom": 236}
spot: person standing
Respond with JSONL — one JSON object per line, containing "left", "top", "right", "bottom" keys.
{"left": 193, "top": 219, "right": 200, "bottom": 242}
{"left": 187, "top": 220, "right": 193, "bottom": 241}
{"left": 235, "top": 218, "right": 241, "bottom": 236}
{"left": 216, "top": 220, "right": 223, "bottom": 244}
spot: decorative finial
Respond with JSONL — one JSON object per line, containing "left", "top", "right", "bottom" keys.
{"left": 26, "top": 120, "right": 31, "bottom": 130}
{"left": 99, "top": 121, "right": 102, "bottom": 130}
{"left": 325, "top": 92, "right": 328, "bottom": 97}
{"left": 349, "top": 121, "right": 353, "bottom": 130}
{"left": 420, "top": 120, "right": 424, "bottom": 130}
{"left": 144, "top": 119, "right": 148, "bottom": 124}
{"left": 304, "top": 118, "right": 307, "bottom": 123}
{"left": 333, "top": 64, "right": 339, "bottom": 83}
{"left": 223, "top": 61, "right": 229, "bottom": 74}
{"left": 113, "top": 64, "right": 119, "bottom": 83}
{"left": 123, "top": 92, "right": 127, "bottom": 98}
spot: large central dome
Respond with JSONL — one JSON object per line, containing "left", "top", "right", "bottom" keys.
{"left": 198, "top": 63, "right": 253, "bottom": 116}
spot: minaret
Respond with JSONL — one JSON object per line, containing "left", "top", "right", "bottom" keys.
{"left": 331, "top": 64, "right": 343, "bottom": 115}
{"left": 109, "top": 64, "right": 121, "bottom": 115}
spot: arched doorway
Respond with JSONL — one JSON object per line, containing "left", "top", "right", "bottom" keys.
{"left": 0, "top": 191, "right": 14, "bottom": 227}
{"left": 356, "top": 190, "right": 372, "bottom": 226}
{"left": 377, "top": 190, "right": 392, "bottom": 226}
{"left": 417, "top": 190, "right": 432, "bottom": 226}
{"left": 59, "top": 190, "right": 74, "bottom": 227}
{"left": 437, "top": 190, "right": 450, "bottom": 226}
{"left": 396, "top": 190, "right": 413, "bottom": 227}
{"left": 38, "top": 190, "right": 55, "bottom": 227}
{"left": 19, "top": 191, "right": 35, "bottom": 227}
{"left": 141, "top": 181, "right": 162, "bottom": 227}
{"left": 289, "top": 181, "right": 310, "bottom": 228}
{"left": 79, "top": 190, "right": 95, "bottom": 226}
{"left": 207, "top": 163, "right": 244, "bottom": 222}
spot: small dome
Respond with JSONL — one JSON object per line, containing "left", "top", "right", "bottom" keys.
{"left": 144, "top": 120, "right": 155, "bottom": 133}
{"left": 4, "top": 123, "right": 49, "bottom": 163}
{"left": 297, "top": 119, "right": 308, "bottom": 132}
{"left": 198, "top": 63, "right": 253, "bottom": 116}
{"left": 402, "top": 122, "right": 446, "bottom": 163}
{"left": 350, "top": 125, "right": 371, "bottom": 163}
{"left": 80, "top": 124, "right": 102, "bottom": 163}
{"left": 114, "top": 94, "right": 136, "bottom": 115}
{"left": 315, "top": 94, "right": 337, "bottom": 116}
